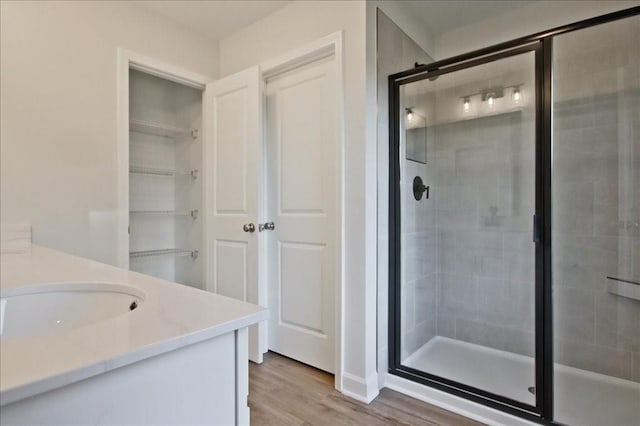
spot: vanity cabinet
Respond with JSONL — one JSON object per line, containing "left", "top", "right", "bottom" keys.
{"left": 1, "top": 246, "right": 265, "bottom": 426}
{"left": 1, "top": 329, "right": 249, "bottom": 425}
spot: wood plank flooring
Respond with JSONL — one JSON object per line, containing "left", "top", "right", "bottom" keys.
{"left": 248, "top": 352, "right": 484, "bottom": 426}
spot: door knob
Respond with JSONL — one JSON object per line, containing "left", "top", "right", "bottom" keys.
{"left": 243, "top": 223, "right": 255, "bottom": 233}
{"left": 259, "top": 221, "right": 275, "bottom": 232}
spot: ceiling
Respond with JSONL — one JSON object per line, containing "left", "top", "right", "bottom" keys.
{"left": 133, "top": 1, "right": 536, "bottom": 42}
{"left": 133, "top": 1, "right": 291, "bottom": 41}
{"left": 403, "top": 0, "right": 535, "bottom": 37}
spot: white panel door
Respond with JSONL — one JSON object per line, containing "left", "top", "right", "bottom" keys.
{"left": 265, "top": 56, "right": 338, "bottom": 373}
{"left": 205, "top": 66, "right": 265, "bottom": 363}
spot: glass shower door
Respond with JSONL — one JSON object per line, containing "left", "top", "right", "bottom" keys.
{"left": 552, "top": 15, "right": 640, "bottom": 426}
{"left": 393, "top": 48, "right": 539, "bottom": 408}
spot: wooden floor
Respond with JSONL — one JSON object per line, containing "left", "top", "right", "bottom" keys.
{"left": 249, "top": 352, "right": 483, "bottom": 426}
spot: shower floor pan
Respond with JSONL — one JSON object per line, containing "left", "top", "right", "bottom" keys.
{"left": 404, "top": 336, "right": 639, "bottom": 426}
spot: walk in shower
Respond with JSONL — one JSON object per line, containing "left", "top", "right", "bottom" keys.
{"left": 388, "top": 8, "right": 639, "bottom": 425}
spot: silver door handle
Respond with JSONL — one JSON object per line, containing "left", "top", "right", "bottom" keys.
{"left": 243, "top": 223, "right": 255, "bottom": 233}
{"left": 259, "top": 222, "right": 275, "bottom": 232}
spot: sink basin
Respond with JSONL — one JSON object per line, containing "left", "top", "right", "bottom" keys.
{"left": 0, "top": 283, "right": 145, "bottom": 340}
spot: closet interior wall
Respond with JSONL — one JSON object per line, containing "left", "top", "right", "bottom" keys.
{"left": 128, "top": 69, "right": 203, "bottom": 288}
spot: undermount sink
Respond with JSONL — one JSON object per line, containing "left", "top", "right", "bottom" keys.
{"left": 0, "top": 283, "right": 145, "bottom": 340}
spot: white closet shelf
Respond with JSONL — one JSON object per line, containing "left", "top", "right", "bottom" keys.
{"left": 129, "top": 165, "right": 198, "bottom": 178}
{"left": 129, "top": 248, "right": 199, "bottom": 260}
{"left": 129, "top": 119, "right": 192, "bottom": 139}
{"left": 130, "top": 209, "right": 198, "bottom": 219}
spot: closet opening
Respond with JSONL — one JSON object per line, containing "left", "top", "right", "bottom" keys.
{"left": 121, "top": 57, "right": 208, "bottom": 290}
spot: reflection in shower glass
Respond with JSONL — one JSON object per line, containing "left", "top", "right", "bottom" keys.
{"left": 552, "top": 15, "right": 640, "bottom": 426}
{"left": 399, "top": 51, "right": 536, "bottom": 404}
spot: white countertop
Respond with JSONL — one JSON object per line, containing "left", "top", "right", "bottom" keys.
{"left": 0, "top": 245, "right": 268, "bottom": 405}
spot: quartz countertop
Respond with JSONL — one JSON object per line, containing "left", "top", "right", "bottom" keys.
{"left": 0, "top": 245, "right": 267, "bottom": 405}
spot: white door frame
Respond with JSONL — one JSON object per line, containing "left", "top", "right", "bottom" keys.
{"left": 115, "top": 49, "right": 213, "bottom": 278}
{"left": 259, "top": 31, "right": 345, "bottom": 391}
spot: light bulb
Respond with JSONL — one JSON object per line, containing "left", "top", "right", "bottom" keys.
{"left": 407, "top": 112, "right": 413, "bottom": 121}
{"left": 463, "top": 97, "right": 470, "bottom": 112}
{"left": 513, "top": 88, "right": 521, "bottom": 102}
{"left": 487, "top": 95, "right": 494, "bottom": 107}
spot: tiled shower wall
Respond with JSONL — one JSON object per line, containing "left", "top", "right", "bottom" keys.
{"left": 401, "top": 53, "right": 538, "bottom": 360}
{"left": 552, "top": 16, "right": 639, "bottom": 382}
{"left": 432, "top": 108, "right": 537, "bottom": 357}
{"left": 375, "top": 10, "right": 435, "bottom": 363}
{"left": 400, "top": 99, "right": 438, "bottom": 360}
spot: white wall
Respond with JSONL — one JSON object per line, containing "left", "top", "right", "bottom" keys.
{"left": 220, "top": 0, "right": 379, "bottom": 402}
{"left": 371, "top": 1, "right": 435, "bottom": 57}
{"left": 435, "top": 0, "right": 639, "bottom": 58}
{"left": 0, "top": 1, "right": 218, "bottom": 265}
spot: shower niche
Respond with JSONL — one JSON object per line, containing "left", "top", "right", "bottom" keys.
{"left": 388, "top": 9, "right": 639, "bottom": 426}
{"left": 128, "top": 69, "right": 203, "bottom": 288}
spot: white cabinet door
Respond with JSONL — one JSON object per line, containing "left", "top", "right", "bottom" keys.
{"left": 265, "top": 56, "right": 338, "bottom": 373}
{"left": 205, "top": 66, "right": 265, "bottom": 363}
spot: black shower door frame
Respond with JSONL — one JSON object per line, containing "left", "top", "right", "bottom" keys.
{"left": 389, "top": 40, "right": 550, "bottom": 422}
{"left": 387, "top": 6, "right": 640, "bottom": 424}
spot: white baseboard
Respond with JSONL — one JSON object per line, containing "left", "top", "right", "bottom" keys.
{"left": 384, "top": 374, "right": 536, "bottom": 426}
{"left": 341, "top": 372, "right": 379, "bottom": 403}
